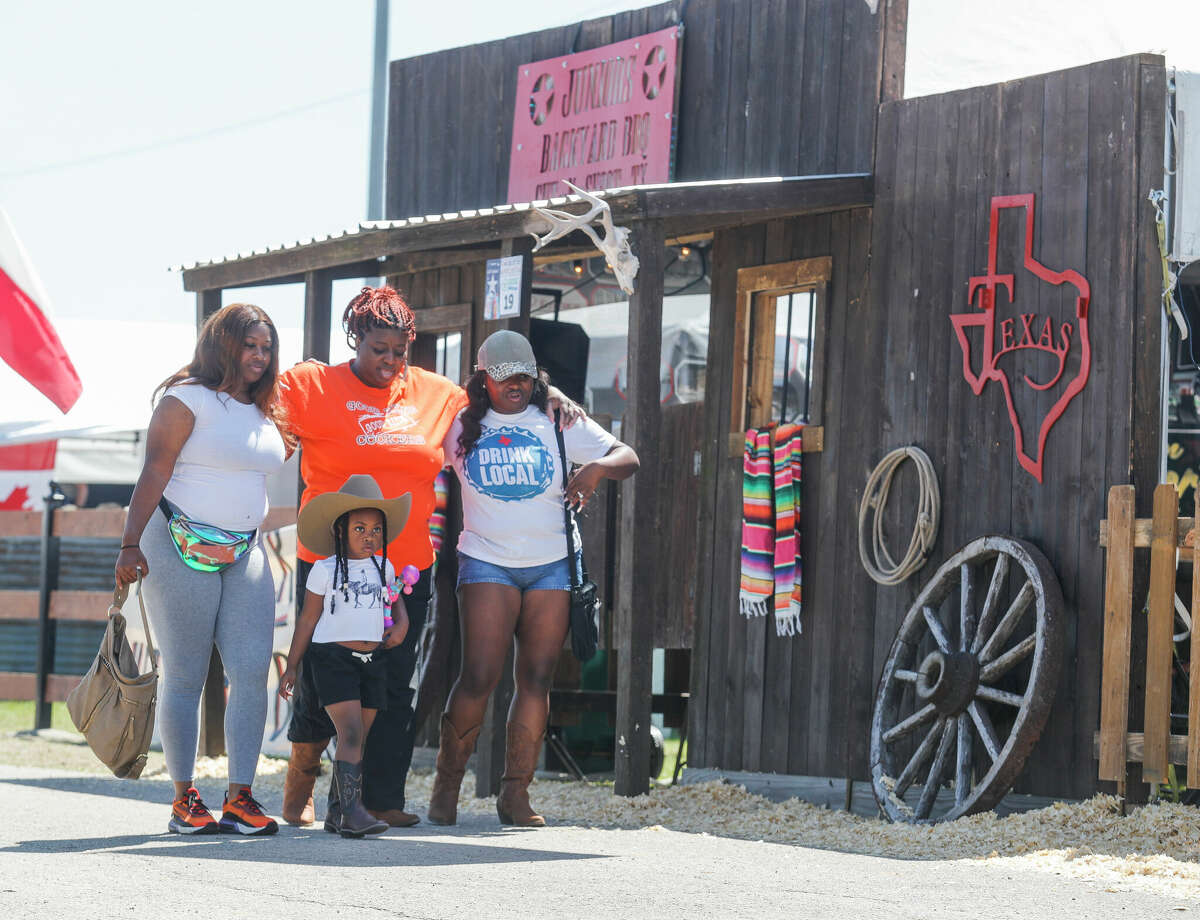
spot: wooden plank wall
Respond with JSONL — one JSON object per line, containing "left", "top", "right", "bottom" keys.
{"left": 689, "top": 55, "right": 1166, "bottom": 800}
{"left": 386, "top": 0, "right": 895, "bottom": 218}
{"left": 654, "top": 401, "right": 703, "bottom": 648}
{"left": 691, "top": 207, "right": 874, "bottom": 776}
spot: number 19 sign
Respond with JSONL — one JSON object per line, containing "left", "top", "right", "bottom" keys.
{"left": 483, "top": 255, "right": 525, "bottom": 320}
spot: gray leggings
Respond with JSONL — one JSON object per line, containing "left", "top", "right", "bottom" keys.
{"left": 139, "top": 510, "right": 274, "bottom": 786}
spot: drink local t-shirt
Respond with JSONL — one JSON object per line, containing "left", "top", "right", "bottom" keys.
{"left": 443, "top": 405, "right": 617, "bottom": 567}
{"left": 278, "top": 362, "right": 467, "bottom": 570}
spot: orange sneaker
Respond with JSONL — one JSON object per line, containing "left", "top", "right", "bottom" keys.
{"left": 219, "top": 788, "right": 279, "bottom": 836}
{"left": 168, "top": 787, "right": 219, "bottom": 835}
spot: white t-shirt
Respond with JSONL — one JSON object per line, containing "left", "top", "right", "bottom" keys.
{"left": 161, "top": 382, "right": 287, "bottom": 531}
{"left": 443, "top": 406, "right": 617, "bottom": 567}
{"left": 306, "top": 555, "right": 396, "bottom": 644}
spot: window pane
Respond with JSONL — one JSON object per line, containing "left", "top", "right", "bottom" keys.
{"left": 434, "top": 332, "right": 463, "bottom": 382}
{"left": 444, "top": 332, "right": 461, "bottom": 382}
{"left": 772, "top": 291, "right": 814, "bottom": 424}
{"left": 526, "top": 242, "right": 712, "bottom": 437}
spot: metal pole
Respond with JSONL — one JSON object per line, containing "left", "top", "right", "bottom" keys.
{"left": 779, "top": 293, "right": 794, "bottom": 423}
{"left": 363, "top": 0, "right": 389, "bottom": 288}
{"left": 34, "top": 483, "right": 65, "bottom": 730}
{"left": 367, "top": 0, "right": 388, "bottom": 223}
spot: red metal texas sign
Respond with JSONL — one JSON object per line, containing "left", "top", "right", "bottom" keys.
{"left": 949, "top": 194, "right": 1091, "bottom": 483}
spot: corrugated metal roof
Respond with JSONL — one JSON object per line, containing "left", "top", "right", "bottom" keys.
{"left": 170, "top": 176, "right": 864, "bottom": 273}
{"left": 171, "top": 185, "right": 631, "bottom": 273}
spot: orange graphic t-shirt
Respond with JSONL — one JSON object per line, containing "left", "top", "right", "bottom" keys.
{"left": 278, "top": 362, "right": 467, "bottom": 570}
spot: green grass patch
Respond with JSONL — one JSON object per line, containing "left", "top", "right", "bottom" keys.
{"left": 657, "top": 736, "right": 686, "bottom": 783}
{"left": 0, "top": 701, "right": 77, "bottom": 734}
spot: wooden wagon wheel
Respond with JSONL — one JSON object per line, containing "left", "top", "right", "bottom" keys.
{"left": 870, "top": 536, "right": 1064, "bottom": 823}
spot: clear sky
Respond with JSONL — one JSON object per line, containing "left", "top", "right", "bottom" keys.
{"left": 2, "top": 0, "right": 1199, "bottom": 423}
{"left": 2, "top": 1, "right": 645, "bottom": 331}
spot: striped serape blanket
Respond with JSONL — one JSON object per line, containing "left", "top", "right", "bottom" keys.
{"left": 738, "top": 423, "right": 804, "bottom": 636}
{"left": 429, "top": 469, "right": 449, "bottom": 556}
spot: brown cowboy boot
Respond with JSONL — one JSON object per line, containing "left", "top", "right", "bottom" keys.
{"left": 282, "top": 740, "right": 326, "bottom": 826}
{"left": 496, "top": 722, "right": 546, "bottom": 827}
{"left": 366, "top": 806, "right": 421, "bottom": 828}
{"left": 426, "top": 713, "right": 481, "bottom": 826}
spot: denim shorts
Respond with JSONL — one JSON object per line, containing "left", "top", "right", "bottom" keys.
{"left": 457, "top": 550, "right": 582, "bottom": 592}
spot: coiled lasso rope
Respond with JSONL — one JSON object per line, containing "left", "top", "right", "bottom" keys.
{"left": 857, "top": 446, "right": 940, "bottom": 586}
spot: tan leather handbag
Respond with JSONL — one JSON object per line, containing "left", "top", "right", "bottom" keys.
{"left": 67, "top": 578, "right": 159, "bottom": 779}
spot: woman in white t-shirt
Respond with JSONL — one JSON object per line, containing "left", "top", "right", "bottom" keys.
{"left": 114, "top": 303, "right": 288, "bottom": 837}
{"left": 429, "top": 330, "right": 639, "bottom": 828}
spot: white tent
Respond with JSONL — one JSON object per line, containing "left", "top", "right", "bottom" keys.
{"left": 1, "top": 318, "right": 301, "bottom": 498}
{"left": 0, "top": 318, "right": 190, "bottom": 487}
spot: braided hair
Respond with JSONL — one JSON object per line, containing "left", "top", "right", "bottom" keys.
{"left": 342, "top": 286, "right": 417, "bottom": 351}
{"left": 327, "top": 508, "right": 390, "bottom": 615}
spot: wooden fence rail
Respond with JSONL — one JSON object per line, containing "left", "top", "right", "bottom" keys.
{"left": 0, "top": 505, "right": 296, "bottom": 743}
{"left": 1097, "top": 483, "right": 1200, "bottom": 795}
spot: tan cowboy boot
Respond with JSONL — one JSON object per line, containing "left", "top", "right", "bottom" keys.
{"left": 282, "top": 740, "right": 326, "bottom": 826}
{"left": 426, "top": 713, "right": 481, "bottom": 826}
{"left": 496, "top": 722, "right": 546, "bottom": 827}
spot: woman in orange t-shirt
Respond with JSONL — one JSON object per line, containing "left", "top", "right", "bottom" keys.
{"left": 277, "top": 286, "right": 576, "bottom": 830}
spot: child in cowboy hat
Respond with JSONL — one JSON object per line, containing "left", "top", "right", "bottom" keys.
{"left": 280, "top": 474, "right": 412, "bottom": 838}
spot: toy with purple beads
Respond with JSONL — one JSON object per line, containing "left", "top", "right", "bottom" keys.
{"left": 383, "top": 565, "right": 421, "bottom": 627}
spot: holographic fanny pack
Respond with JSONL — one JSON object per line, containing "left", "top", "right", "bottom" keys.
{"left": 158, "top": 498, "right": 256, "bottom": 573}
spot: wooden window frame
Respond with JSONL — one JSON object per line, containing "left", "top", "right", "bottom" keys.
{"left": 728, "top": 257, "right": 830, "bottom": 457}
{"left": 411, "top": 301, "right": 473, "bottom": 382}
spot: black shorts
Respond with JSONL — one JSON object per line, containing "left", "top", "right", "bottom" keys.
{"left": 306, "top": 642, "right": 387, "bottom": 711}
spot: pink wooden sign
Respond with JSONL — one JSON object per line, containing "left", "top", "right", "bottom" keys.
{"left": 506, "top": 25, "right": 682, "bottom": 203}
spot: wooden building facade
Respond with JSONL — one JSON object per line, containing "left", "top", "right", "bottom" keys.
{"left": 178, "top": 0, "right": 1167, "bottom": 803}
{"left": 690, "top": 54, "right": 1165, "bottom": 800}
{"left": 385, "top": 0, "right": 901, "bottom": 217}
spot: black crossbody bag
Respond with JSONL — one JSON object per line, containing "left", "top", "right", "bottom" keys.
{"left": 554, "top": 413, "right": 600, "bottom": 662}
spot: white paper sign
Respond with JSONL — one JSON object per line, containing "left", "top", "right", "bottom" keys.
{"left": 483, "top": 255, "right": 525, "bottom": 320}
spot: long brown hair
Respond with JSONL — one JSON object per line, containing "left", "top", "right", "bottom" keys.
{"left": 456, "top": 369, "right": 550, "bottom": 458}
{"left": 155, "top": 303, "right": 291, "bottom": 438}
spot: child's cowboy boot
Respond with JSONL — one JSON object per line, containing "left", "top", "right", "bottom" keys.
{"left": 427, "top": 714, "right": 481, "bottom": 826}
{"left": 496, "top": 722, "right": 546, "bottom": 827}
{"left": 282, "top": 740, "right": 325, "bottom": 826}
{"left": 334, "top": 760, "right": 388, "bottom": 838}
{"left": 323, "top": 766, "right": 341, "bottom": 834}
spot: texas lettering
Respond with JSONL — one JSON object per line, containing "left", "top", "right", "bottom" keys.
{"left": 949, "top": 193, "right": 1091, "bottom": 484}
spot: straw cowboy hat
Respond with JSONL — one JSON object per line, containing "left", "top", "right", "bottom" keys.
{"left": 297, "top": 474, "right": 411, "bottom": 557}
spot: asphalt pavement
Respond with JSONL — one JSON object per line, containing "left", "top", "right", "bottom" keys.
{"left": 0, "top": 763, "right": 1194, "bottom": 919}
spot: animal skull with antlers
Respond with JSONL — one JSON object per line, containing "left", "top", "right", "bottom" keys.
{"left": 526, "top": 182, "right": 640, "bottom": 294}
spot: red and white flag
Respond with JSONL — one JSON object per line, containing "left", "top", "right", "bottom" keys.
{"left": 0, "top": 441, "right": 55, "bottom": 511}
{"left": 0, "top": 208, "right": 82, "bottom": 414}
